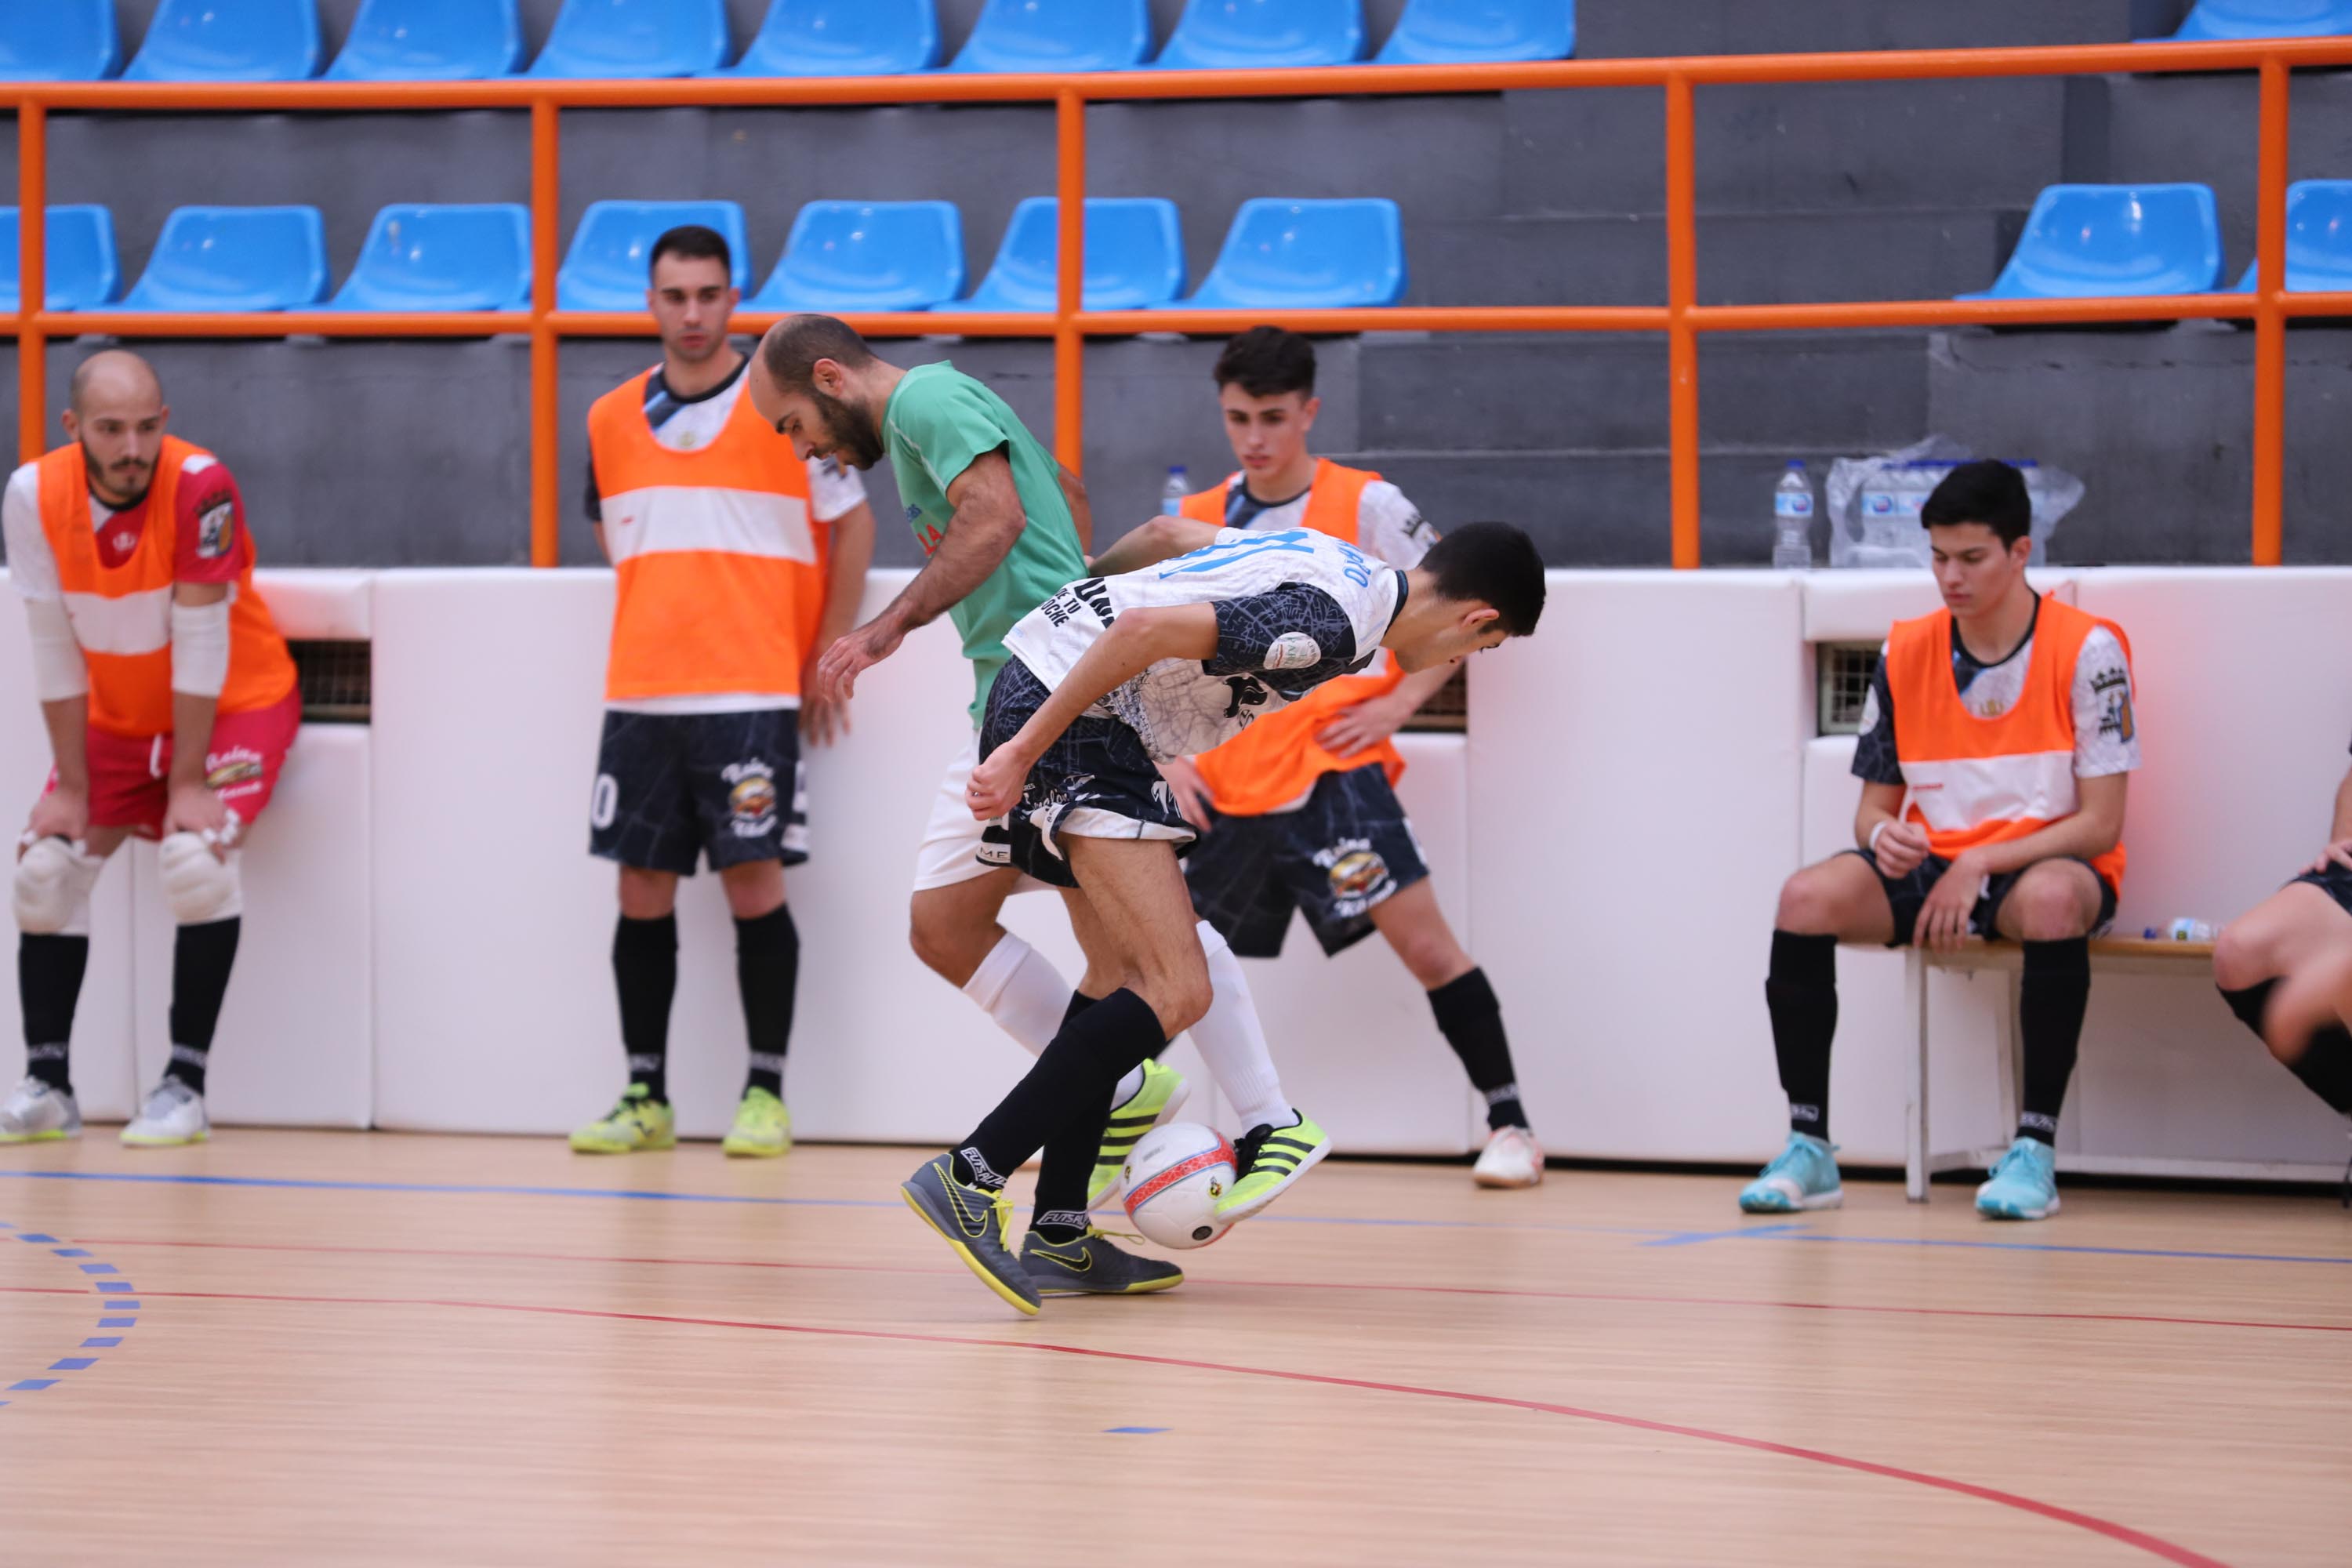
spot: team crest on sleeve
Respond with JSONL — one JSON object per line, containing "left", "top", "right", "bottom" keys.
{"left": 196, "top": 499, "right": 234, "bottom": 559}
{"left": 1265, "top": 631, "right": 1321, "bottom": 670}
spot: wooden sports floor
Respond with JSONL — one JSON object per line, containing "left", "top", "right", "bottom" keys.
{"left": 0, "top": 1133, "right": 2345, "bottom": 1566}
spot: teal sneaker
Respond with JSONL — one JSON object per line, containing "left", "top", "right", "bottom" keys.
{"left": 1738, "top": 1131, "right": 1842, "bottom": 1214}
{"left": 1975, "top": 1137, "right": 2060, "bottom": 1221}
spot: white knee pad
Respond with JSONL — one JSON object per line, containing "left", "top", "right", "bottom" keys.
{"left": 12, "top": 836, "right": 104, "bottom": 936}
{"left": 158, "top": 833, "right": 241, "bottom": 924}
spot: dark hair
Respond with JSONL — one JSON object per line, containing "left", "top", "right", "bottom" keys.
{"left": 1920, "top": 459, "right": 2031, "bottom": 547}
{"left": 648, "top": 223, "right": 732, "bottom": 278}
{"left": 1421, "top": 521, "right": 1546, "bottom": 638}
{"left": 759, "top": 314, "right": 877, "bottom": 395}
{"left": 1213, "top": 325, "right": 1316, "bottom": 399}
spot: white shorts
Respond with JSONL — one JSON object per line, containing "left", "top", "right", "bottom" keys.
{"left": 910, "top": 731, "right": 1054, "bottom": 895}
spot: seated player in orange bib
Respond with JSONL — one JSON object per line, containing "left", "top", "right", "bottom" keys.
{"left": 1738, "top": 460, "right": 2139, "bottom": 1223}
{"left": 4, "top": 351, "right": 299, "bottom": 1148}
{"left": 1154, "top": 328, "right": 1546, "bottom": 1189}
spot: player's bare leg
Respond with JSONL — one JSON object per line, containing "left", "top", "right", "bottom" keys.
{"left": 4, "top": 825, "right": 128, "bottom": 1143}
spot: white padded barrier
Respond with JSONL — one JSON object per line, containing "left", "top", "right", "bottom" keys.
{"left": 1468, "top": 572, "right": 1808, "bottom": 1165}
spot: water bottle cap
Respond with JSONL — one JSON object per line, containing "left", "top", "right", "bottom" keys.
{"left": 1167, "top": 466, "right": 1185, "bottom": 476}
{"left": 1786, "top": 460, "right": 1805, "bottom": 471}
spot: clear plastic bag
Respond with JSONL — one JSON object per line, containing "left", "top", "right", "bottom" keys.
{"left": 1825, "top": 436, "right": 2083, "bottom": 570}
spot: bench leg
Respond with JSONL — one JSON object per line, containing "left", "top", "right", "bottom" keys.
{"left": 1994, "top": 967, "right": 2021, "bottom": 1145}
{"left": 1906, "top": 945, "right": 1929, "bottom": 1203}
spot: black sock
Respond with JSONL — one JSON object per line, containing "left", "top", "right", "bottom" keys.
{"left": 2218, "top": 978, "right": 2276, "bottom": 1038}
{"left": 19, "top": 933, "right": 89, "bottom": 1094}
{"left": 735, "top": 904, "right": 797, "bottom": 1098}
{"left": 1766, "top": 930, "right": 1838, "bottom": 1139}
{"left": 953, "top": 988, "right": 1166, "bottom": 1190}
{"left": 613, "top": 913, "right": 677, "bottom": 1103}
{"left": 165, "top": 917, "right": 241, "bottom": 1094}
{"left": 1027, "top": 992, "right": 1112, "bottom": 1243}
{"left": 2217, "top": 979, "right": 2352, "bottom": 1113}
{"left": 1428, "top": 967, "right": 1527, "bottom": 1131}
{"left": 2017, "top": 937, "right": 2091, "bottom": 1145}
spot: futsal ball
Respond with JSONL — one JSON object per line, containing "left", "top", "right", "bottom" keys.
{"left": 1121, "top": 1121, "right": 1238, "bottom": 1250}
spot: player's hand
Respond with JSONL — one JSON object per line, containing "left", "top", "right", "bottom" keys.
{"left": 1871, "top": 819, "right": 1933, "bottom": 877}
{"left": 2308, "top": 837, "right": 2352, "bottom": 876}
{"left": 24, "top": 786, "right": 89, "bottom": 851}
{"left": 164, "top": 784, "right": 235, "bottom": 858}
{"left": 799, "top": 656, "right": 850, "bottom": 748}
{"left": 1914, "top": 851, "right": 1983, "bottom": 954}
{"left": 1159, "top": 757, "right": 1214, "bottom": 833}
{"left": 965, "top": 742, "right": 1032, "bottom": 822}
{"left": 1316, "top": 693, "right": 1411, "bottom": 760}
{"left": 815, "top": 615, "right": 906, "bottom": 705}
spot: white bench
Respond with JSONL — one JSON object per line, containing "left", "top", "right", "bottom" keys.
{"left": 1901, "top": 937, "right": 2216, "bottom": 1201}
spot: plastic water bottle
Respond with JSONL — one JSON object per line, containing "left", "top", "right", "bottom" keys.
{"left": 2143, "top": 918, "right": 2217, "bottom": 942}
{"left": 1772, "top": 460, "right": 1814, "bottom": 570}
{"left": 1160, "top": 466, "right": 1189, "bottom": 517}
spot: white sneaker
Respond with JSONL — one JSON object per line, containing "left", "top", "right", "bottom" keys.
{"left": 1473, "top": 1124, "right": 1544, "bottom": 1189}
{"left": 122, "top": 1079, "right": 209, "bottom": 1147}
{"left": 0, "top": 1076, "right": 81, "bottom": 1143}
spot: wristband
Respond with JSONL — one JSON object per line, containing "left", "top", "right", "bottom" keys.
{"left": 1867, "top": 821, "right": 1890, "bottom": 855}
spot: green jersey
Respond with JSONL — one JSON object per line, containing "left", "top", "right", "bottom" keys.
{"left": 883, "top": 362, "right": 1087, "bottom": 724}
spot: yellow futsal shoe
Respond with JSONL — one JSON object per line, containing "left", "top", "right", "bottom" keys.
{"left": 1088, "top": 1058, "right": 1190, "bottom": 1207}
{"left": 722, "top": 1086, "right": 791, "bottom": 1158}
{"left": 1214, "top": 1110, "right": 1334, "bottom": 1222}
{"left": 569, "top": 1084, "right": 676, "bottom": 1154}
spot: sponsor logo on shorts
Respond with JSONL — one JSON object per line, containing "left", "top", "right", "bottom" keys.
{"left": 203, "top": 746, "right": 265, "bottom": 798}
{"left": 724, "top": 760, "right": 779, "bottom": 838}
{"left": 1320, "top": 841, "right": 1389, "bottom": 901}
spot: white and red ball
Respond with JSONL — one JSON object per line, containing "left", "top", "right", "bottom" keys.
{"left": 1121, "top": 1120, "right": 1237, "bottom": 1250}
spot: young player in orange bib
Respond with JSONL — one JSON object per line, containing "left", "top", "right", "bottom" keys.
{"left": 1739, "top": 460, "right": 2139, "bottom": 1222}
{"left": 571, "top": 227, "right": 874, "bottom": 1159}
{"left": 1157, "top": 328, "right": 1546, "bottom": 1188}
{"left": 4, "top": 351, "right": 299, "bottom": 1147}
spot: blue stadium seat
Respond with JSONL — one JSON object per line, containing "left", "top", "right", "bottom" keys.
{"left": 1958, "top": 183, "right": 2222, "bottom": 301}
{"left": 557, "top": 201, "right": 750, "bottom": 309}
{"left": 119, "top": 206, "right": 328, "bottom": 311}
{"left": 2229, "top": 180, "right": 2352, "bottom": 292}
{"left": 750, "top": 201, "right": 965, "bottom": 311}
{"left": 122, "top": 0, "right": 321, "bottom": 82}
{"left": 1174, "top": 198, "right": 1406, "bottom": 310}
{"left": 0, "top": 208, "right": 122, "bottom": 311}
{"left": 2169, "top": 0, "right": 2352, "bottom": 40}
{"left": 1155, "top": 0, "right": 1365, "bottom": 69}
{"left": 328, "top": 205, "right": 532, "bottom": 311}
{"left": 0, "top": 1, "right": 121, "bottom": 81}
{"left": 948, "top": 0, "right": 1152, "bottom": 72}
{"left": 940, "top": 198, "right": 1184, "bottom": 312}
{"left": 1375, "top": 0, "right": 1573, "bottom": 64}
{"left": 529, "top": 0, "right": 728, "bottom": 78}
{"left": 717, "top": 0, "right": 939, "bottom": 75}
{"left": 327, "top": 0, "right": 525, "bottom": 80}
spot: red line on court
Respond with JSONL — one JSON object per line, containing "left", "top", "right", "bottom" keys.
{"left": 67, "top": 1234, "right": 2352, "bottom": 1336}
{"left": 0, "top": 1282, "right": 2227, "bottom": 1566}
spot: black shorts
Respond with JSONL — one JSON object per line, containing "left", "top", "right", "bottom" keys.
{"left": 2289, "top": 859, "right": 2352, "bottom": 915}
{"left": 589, "top": 708, "right": 807, "bottom": 876}
{"left": 977, "top": 659, "right": 1196, "bottom": 891}
{"left": 1185, "top": 764, "right": 1430, "bottom": 958}
{"left": 1846, "top": 847, "right": 2117, "bottom": 948}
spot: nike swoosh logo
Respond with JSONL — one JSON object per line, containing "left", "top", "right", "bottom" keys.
{"left": 1034, "top": 1247, "right": 1092, "bottom": 1274}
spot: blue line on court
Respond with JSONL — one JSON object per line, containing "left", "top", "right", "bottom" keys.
{"left": 0, "top": 1221, "right": 136, "bottom": 1410}
{"left": 1104, "top": 1427, "right": 1168, "bottom": 1435}
{"left": 82, "top": 1338, "right": 121, "bottom": 1348}
{"left": 1743, "top": 1231, "right": 2352, "bottom": 1267}
{"left": 50, "top": 1248, "right": 89, "bottom": 1258}
{"left": 1644, "top": 1221, "right": 1810, "bottom": 1247}
{"left": 94, "top": 1280, "right": 134, "bottom": 1293}
{"left": 9, "top": 1380, "right": 56, "bottom": 1392}
{"left": 48, "top": 1359, "right": 94, "bottom": 1372}
{"left": 78, "top": 1263, "right": 118, "bottom": 1275}
{"left": 16, "top": 1233, "right": 56, "bottom": 1243}
{"left": 96, "top": 1319, "right": 135, "bottom": 1329}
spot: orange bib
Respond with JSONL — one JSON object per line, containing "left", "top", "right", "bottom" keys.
{"left": 590, "top": 369, "right": 833, "bottom": 703}
{"left": 1885, "top": 597, "right": 2130, "bottom": 891}
{"left": 37, "top": 435, "right": 295, "bottom": 739}
{"left": 1185, "top": 459, "right": 1409, "bottom": 816}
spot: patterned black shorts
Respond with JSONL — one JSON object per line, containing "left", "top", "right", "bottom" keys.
{"left": 1185, "top": 764, "right": 1430, "bottom": 958}
{"left": 977, "top": 659, "right": 1196, "bottom": 891}
{"left": 1846, "top": 848, "right": 2116, "bottom": 947}
{"left": 589, "top": 708, "right": 807, "bottom": 875}
{"left": 2289, "top": 859, "right": 2352, "bottom": 915}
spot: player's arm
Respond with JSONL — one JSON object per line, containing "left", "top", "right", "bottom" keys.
{"left": 1317, "top": 660, "right": 1454, "bottom": 759}
{"left": 162, "top": 463, "right": 247, "bottom": 853}
{"left": 5, "top": 474, "right": 93, "bottom": 846}
{"left": 1058, "top": 461, "right": 1093, "bottom": 556}
{"left": 1085, "top": 516, "right": 1221, "bottom": 577}
{"left": 2312, "top": 760, "right": 2352, "bottom": 874}
{"left": 1853, "top": 782, "right": 1927, "bottom": 870}
{"left": 966, "top": 604, "right": 1221, "bottom": 818}
{"left": 1954, "top": 772, "right": 2128, "bottom": 880}
{"left": 801, "top": 496, "right": 876, "bottom": 746}
{"left": 815, "top": 448, "right": 1025, "bottom": 702}
{"left": 585, "top": 452, "right": 611, "bottom": 564}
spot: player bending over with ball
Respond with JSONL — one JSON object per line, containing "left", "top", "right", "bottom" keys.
{"left": 900, "top": 515, "right": 1547, "bottom": 1316}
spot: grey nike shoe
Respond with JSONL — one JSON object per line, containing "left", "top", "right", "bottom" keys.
{"left": 1020, "top": 1229, "right": 1184, "bottom": 1296}
{"left": 0, "top": 1076, "right": 81, "bottom": 1144}
{"left": 901, "top": 1153, "right": 1042, "bottom": 1316}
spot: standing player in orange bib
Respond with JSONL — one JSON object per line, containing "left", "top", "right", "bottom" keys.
{"left": 1738, "top": 460, "right": 2139, "bottom": 1223}
{"left": 3, "top": 351, "right": 299, "bottom": 1147}
{"left": 1156, "top": 328, "right": 1546, "bottom": 1189}
{"left": 571, "top": 227, "right": 874, "bottom": 1159}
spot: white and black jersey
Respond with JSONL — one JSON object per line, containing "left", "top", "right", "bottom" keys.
{"left": 1000, "top": 527, "right": 1407, "bottom": 761}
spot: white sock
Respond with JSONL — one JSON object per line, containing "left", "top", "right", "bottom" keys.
{"left": 960, "top": 932, "right": 1071, "bottom": 1056}
{"left": 1189, "top": 920, "right": 1291, "bottom": 1130}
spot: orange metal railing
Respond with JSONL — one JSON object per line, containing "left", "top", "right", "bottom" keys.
{"left": 10, "top": 36, "right": 2352, "bottom": 568}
